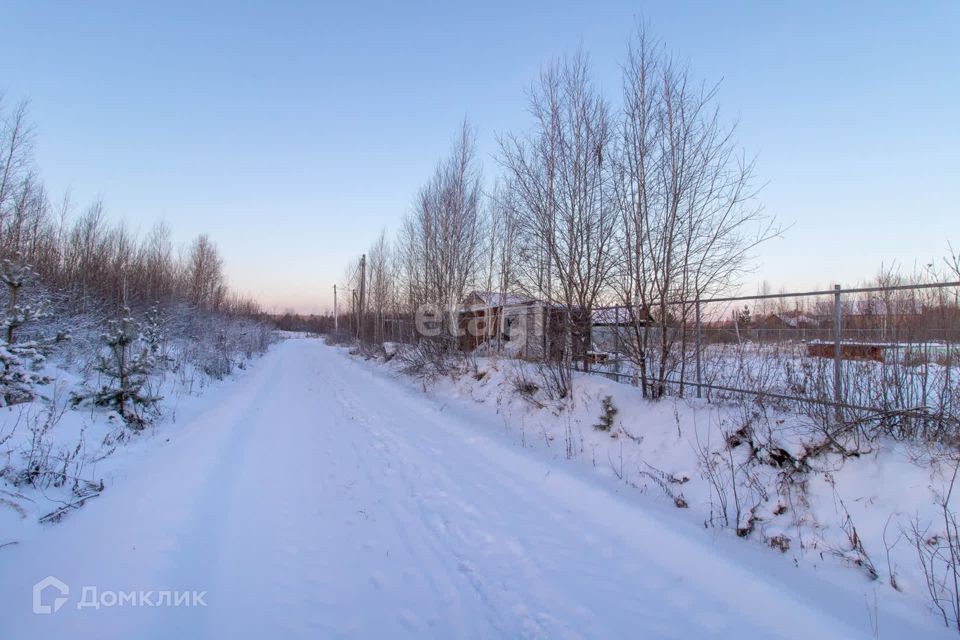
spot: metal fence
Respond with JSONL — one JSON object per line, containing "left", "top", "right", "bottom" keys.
{"left": 341, "top": 281, "right": 960, "bottom": 428}
{"left": 588, "top": 281, "right": 960, "bottom": 425}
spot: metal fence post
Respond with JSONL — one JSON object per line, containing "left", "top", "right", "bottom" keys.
{"left": 695, "top": 296, "right": 703, "bottom": 399}
{"left": 614, "top": 306, "right": 620, "bottom": 374}
{"left": 833, "top": 284, "right": 842, "bottom": 420}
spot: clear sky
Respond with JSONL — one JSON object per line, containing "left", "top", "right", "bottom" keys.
{"left": 3, "top": 1, "right": 958, "bottom": 313}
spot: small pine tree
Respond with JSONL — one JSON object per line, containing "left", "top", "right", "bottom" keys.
{"left": 0, "top": 340, "right": 51, "bottom": 406}
{"left": 141, "top": 304, "right": 172, "bottom": 369}
{"left": 79, "top": 309, "right": 161, "bottom": 428}
{"left": 0, "top": 257, "right": 60, "bottom": 406}
{"left": 594, "top": 395, "right": 618, "bottom": 431}
{"left": 736, "top": 305, "right": 752, "bottom": 330}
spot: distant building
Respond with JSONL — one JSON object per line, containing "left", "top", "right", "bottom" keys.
{"left": 590, "top": 305, "right": 655, "bottom": 356}
{"left": 754, "top": 312, "right": 822, "bottom": 331}
{"left": 457, "top": 291, "right": 596, "bottom": 361}
{"left": 457, "top": 291, "right": 544, "bottom": 357}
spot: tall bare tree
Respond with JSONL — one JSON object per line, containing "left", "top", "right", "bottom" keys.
{"left": 186, "top": 234, "right": 225, "bottom": 311}
{"left": 612, "top": 24, "right": 777, "bottom": 398}
{"left": 366, "top": 229, "right": 393, "bottom": 343}
{"left": 499, "top": 51, "right": 616, "bottom": 392}
{"left": 398, "top": 119, "right": 485, "bottom": 335}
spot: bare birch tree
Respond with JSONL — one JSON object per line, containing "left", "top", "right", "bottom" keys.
{"left": 612, "top": 24, "right": 777, "bottom": 398}
{"left": 366, "top": 229, "right": 392, "bottom": 343}
{"left": 186, "top": 234, "right": 225, "bottom": 311}
{"left": 398, "top": 118, "right": 485, "bottom": 339}
{"left": 499, "top": 51, "right": 616, "bottom": 394}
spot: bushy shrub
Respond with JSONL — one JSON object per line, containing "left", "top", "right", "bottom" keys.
{"left": 396, "top": 336, "right": 461, "bottom": 376}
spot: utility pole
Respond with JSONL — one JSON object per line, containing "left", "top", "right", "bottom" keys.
{"left": 333, "top": 284, "right": 338, "bottom": 333}
{"left": 352, "top": 289, "right": 358, "bottom": 337}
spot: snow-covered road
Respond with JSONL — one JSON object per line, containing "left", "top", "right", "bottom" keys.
{"left": 0, "top": 339, "right": 943, "bottom": 638}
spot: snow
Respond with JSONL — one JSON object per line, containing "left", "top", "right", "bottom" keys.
{"left": 0, "top": 338, "right": 951, "bottom": 638}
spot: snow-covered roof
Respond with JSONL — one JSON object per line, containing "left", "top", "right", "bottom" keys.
{"left": 771, "top": 313, "right": 821, "bottom": 328}
{"left": 461, "top": 291, "right": 538, "bottom": 312}
{"left": 848, "top": 298, "right": 923, "bottom": 316}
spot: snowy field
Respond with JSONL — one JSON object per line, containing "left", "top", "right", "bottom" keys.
{"left": 0, "top": 338, "right": 953, "bottom": 638}
{"left": 590, "top": 340, "right": 960, "bottom": 420}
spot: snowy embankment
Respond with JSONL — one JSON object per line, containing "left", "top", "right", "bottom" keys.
{"left": 0, "top": 311, "right": 275, "bottom": 545}
{"left": 0, "top": 338, "right": 947, "bottom": 638}
{"left": 364, "top": 342, "right": 960, "bottom": 636}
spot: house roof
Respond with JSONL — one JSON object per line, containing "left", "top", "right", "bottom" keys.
{"left": 461, "top": 290, "right": 538, "bottom": 312}
{"left": 765, "top": 312, "right": 821, "bottom": 328}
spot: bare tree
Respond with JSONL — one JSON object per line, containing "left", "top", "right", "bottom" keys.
{"left": 611, "top": 24, "right": 777, "bottom": 398}
{"left": 136, "top": 221, "right": 176, "bottom": 304}
{"left": 186, "top": 234, "right": 225, "bottom": 311}
{"left": 0, "top": 96, "right": 36, "bottom": 236}
{"left": 499, "top": 51, "right": 616, "bottom": 393}
{"left": 366, "top": 229, "right": 392, "bottom": 343}
{"left": 0, "top": 95, "right": 262, "bottom": 322}
{"left": 398, "top": 119, "right": 486, "bottom": 336}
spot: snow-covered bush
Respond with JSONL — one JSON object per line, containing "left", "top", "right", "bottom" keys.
{"left": 160, "top": 311, "right": 273, "bottom": 392}
{"left": 9, "top": 402, "right": 74, "bottom": 489}
{"left": 904, "top": 458, "right": 960, "bottom": 632}
{"left": 396, "top": 336, "right": 462, "bottom": 376}
{"left": 141, "top": 305, "right": 172, "bottom": 368}
{"left": 0, "top": 338, "right": 51, "bottom": 407}
{"left": 0, "top": 257, "right": 62, "bottom": 406}
{"left": 72, "top": 310, "right": 161, "bottom": 428}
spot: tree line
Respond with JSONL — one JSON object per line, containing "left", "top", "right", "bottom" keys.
{"left": 0, "top": 95, "right": 260, "bottom": 316}
{"left": 340, "top": 25, "right": 778, "bottom": 398}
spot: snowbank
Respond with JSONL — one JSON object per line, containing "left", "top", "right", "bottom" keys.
{"left": 354, "top": 346, "right": 960, "bottom": 633}
{"left": 0, "top": 310, "right": 276, "bottom": 545}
